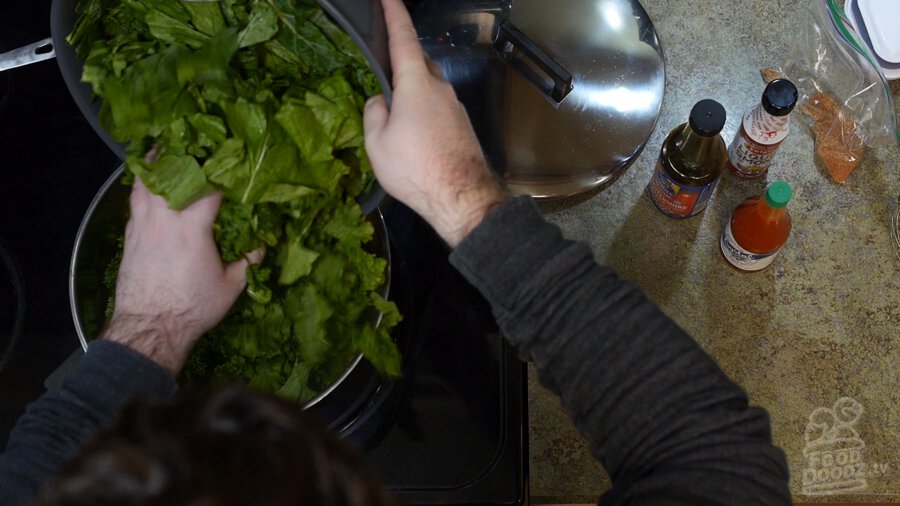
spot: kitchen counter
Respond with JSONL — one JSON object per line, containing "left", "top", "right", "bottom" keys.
{"left": 525, "top": 0, "right": 899, "bottom": 503}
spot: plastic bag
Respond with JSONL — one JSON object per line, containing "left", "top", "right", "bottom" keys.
{"left": 773, "top": 0, "right": 898, "bottom": 184}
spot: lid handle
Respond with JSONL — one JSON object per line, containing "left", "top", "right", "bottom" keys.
{"left": 493, "top": 21, "right": 573, "bottom": 104}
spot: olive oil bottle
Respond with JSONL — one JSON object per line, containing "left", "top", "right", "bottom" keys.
{"left": 648, "top": 99, "right": 727, "bottom": 218}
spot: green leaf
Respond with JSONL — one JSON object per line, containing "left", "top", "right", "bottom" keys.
{"left": 74, "top": 0, "right": 402, "bottom": 403}
{"left": 238, "top": 2, "right": 278, "bottom": 48}
{"left": 305, "top": 92, "right": 345, "bottom": 145}
{"left": 174, "top": 28, "right": 239, "bottom": 86}
{"left": 246, "top": 265, "right": 273, "bottom": 304}
{"left": 275, "top": 101, "right": 333, "bottom": 163}
{"left": 349, "top": 248, "right": 387, "bottom": 293}
{"left": 278, "top": 235, "right": 320, "bottom": 285}
{"left": 242, "top": 143, "right": 300, "bottom": 204}
{"left": 223, "top": 98, "right": 268, "bottom": 153}
{"left": 324, "top": 200, "right": 373, "bottom": 245}
{"left": 355, "top": 324, "right": 402, "bottom": 379}
{"left": 205, "top": 138, "right": 250, "bottom": 200}
{"left": 372, "top": 293, "right": 402, "bottom": 330}
{"left": 310, "top": 253, "right": 353, "bottom": 301}
{"left": 146, "top": 9, "right": 209, "bottom": 49}
{"left": 100, "top": 47, "right": 199, "bottom": 141}
{"left": 352, "top": 294, "right": 403, "bottom": 378}
{"left": 188, "top": 113, "right": 229, "bottom": 144}
{"left": 315, "top": 74, "right": 365, "bottom": 148}
{"left": 308, "top": 8, "right": 368, "bottom": 68}
{"left": 277, "top": 360, "right": 316, "bottom": 403}
{"left": 181, "top": 0, "right": 226, "bottom": 37}
{"left": 258, "top": 183, "right": 317, "bottom": 203}
{"left": 130, "top": 153, "right": 213, "bottom": 210}
{"left": 145, "top": 0, "right": 192, "bottom": 23}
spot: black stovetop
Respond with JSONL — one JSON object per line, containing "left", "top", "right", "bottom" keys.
{"left": 0, "top": 2, "right": 527, "bottom": 504}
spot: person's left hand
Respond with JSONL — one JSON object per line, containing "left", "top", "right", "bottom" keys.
{"left": 102, "top": 178, "right": 264, "bottom": 377}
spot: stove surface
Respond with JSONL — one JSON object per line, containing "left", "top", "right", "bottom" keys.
{"left": 0, "top": 2, "right": 526, "bottom": 504}
{"left": 0, "top": 0, "right": 119, "bottom": 443}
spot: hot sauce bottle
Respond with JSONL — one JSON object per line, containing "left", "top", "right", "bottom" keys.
{"left": 726, "top": 79, "right": 798, "bottom": 179}
{"left": 649, "top": 99, "right": 727, "bottom": 219}
{"left": 720, "top": 181, "right": 793, "bottom": 272}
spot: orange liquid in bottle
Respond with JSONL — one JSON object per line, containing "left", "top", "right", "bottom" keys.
{"left": 720, "top": 182, "right": 793, "bottom": 272}
{"left": 729, "top": 196, "right": 792, "bottom": 254}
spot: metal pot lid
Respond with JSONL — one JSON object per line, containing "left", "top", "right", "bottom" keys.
{"left": 413, "top": 0, "right": 666, "bottom": 198}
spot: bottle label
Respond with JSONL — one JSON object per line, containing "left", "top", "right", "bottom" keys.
{"left": 648, "top": 160, "right": 719, "bottom": 218}
{"left": 727, "top": 106, "right": 790, "bottom": 178}
{"left": 720, "top": 221, "right": 779, "bottom": 271}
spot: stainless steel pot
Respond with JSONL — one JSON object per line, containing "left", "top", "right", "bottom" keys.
{"left": 414, "top": 0, "right": 666, "bottom": 199}
{"left": 69, "top": 166, "right": 392, "bottom": 409}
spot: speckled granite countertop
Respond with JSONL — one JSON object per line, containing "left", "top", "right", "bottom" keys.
{"left": 526, "top": 0, "right": 899, "bottom": 503}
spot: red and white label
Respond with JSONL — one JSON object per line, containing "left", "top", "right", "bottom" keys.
{"left": 727, "top": 105, "right": 790, "bottom": 178}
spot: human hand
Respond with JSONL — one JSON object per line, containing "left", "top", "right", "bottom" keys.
{"left": 102, "top": 179, "right": 263, "bottom": 377}
{"left": 364, "top": 0, "right": 510, "bottom": 247}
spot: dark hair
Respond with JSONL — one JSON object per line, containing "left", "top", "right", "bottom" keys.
{"left": 38, "top": 386, "right": 393, "bottom": 506}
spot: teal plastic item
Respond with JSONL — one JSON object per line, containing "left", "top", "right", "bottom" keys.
{"left": 765, "top": 181, "right": 793, "bottom": 209}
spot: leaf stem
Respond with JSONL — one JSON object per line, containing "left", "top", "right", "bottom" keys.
{"left": 241, "top": 132, "right": 270, "bottom": 204}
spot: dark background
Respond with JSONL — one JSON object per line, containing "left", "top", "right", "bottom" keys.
{"left": 0, "top": 0, "right": 120, "bottom": 446}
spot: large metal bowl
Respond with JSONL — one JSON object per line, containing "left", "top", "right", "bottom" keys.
{"left": 69, "top": 165, "right": 391, "bottom": 409}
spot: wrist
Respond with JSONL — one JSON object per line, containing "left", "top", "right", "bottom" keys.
{"left": 430, "top": 180, "right": 510, "bottom": 248}
{"left": 101, "top": 313, "right": 196, "bottom": 377}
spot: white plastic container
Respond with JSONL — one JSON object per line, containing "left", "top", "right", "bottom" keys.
{"left": 846, "top": 0, "right": 900, "bottom": 80}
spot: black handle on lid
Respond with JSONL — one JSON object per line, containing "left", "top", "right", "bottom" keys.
{"left": 493, "top": 21, "right": 573, "bottom": 104}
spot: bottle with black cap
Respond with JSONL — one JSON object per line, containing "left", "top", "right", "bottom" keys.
{"left": 649, "top": 99, "right": 728, "bottom": 219}
{"left": 726, "top": 79, "right": 798, "bottom": 179}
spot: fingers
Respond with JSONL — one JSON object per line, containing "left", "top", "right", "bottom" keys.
{"left": 225, "top": 247, "right": 266, "bottom": 290}
{"left": 183, "top": 190, "right": 224, "bottom": 226}
{"left": 381, "top": 0, "right": 427, "bottom": 81}
{"left": 144, "top": 146, "right": 160, "bottom": 164}
{"left": 364, "top": 95, "right": 389, "bottom": 138}
{"left": 130, "top": 177, "right": 152, "bottom": 217}
{"left": 132, "top": 176, "right": 176, "bottom": 214}
{"left": 244, "top": 247, "right": 266, "bottom": 266}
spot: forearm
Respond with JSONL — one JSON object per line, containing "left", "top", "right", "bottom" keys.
{"left": 450, "top": 196, "right": 790, "bottom": 505}
{"left": 102, "top": 313, "right": 193, "bottom": 377}
{"left": 0, "top": 341, "right": 176, "bottom": 506}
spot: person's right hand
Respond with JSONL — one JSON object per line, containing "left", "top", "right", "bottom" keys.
{"left": 363, "top": 0, "right": 510, "bottom": 248}
{"left": 103, "top": 179, "right": 263, "bottom": 377}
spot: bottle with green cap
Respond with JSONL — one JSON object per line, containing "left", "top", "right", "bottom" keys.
{"left": 720, "top": 181, "right": 794, "bottom": 272}
{"left": 649, "top": 99, "right": 728, "bottom": 218}
{"left": 726, "top": 79, "right": 799, "bottom": 179}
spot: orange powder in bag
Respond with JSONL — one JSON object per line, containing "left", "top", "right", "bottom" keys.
{"left": 799, "top": 92, "right": 865, "bottom": 184}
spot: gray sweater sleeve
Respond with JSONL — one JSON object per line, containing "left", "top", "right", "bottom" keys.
{"left": 449, "top": 196, "right": 791, "bottom": 505}
{"left": 0, "top": 340, "right": 177, "bottom": 506}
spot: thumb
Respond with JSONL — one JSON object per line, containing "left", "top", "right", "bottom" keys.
{"left": 225, "top": 247, "right": 266, "bottom": 290}
{"left": 363, "top": 95, "right": 389, "bottom": 138}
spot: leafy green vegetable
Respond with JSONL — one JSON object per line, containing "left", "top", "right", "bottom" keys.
{"left": 70, "top": 0, "right": 401, "bottom": 403}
